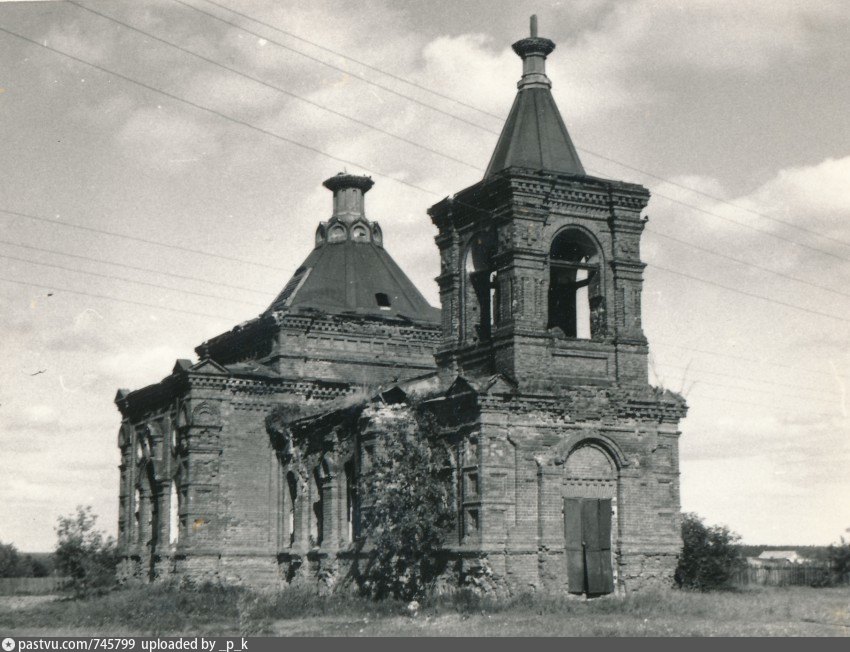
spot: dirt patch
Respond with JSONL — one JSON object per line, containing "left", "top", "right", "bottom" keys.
{"left": 0, "top": 595, "right": 60, "bottom": 612}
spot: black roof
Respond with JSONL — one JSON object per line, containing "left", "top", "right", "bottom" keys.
{"left": 266, "top": 235, "right": 439, "bottom": 324}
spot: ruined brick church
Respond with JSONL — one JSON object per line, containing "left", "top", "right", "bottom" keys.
{"left": 115, "top": 19, "right": 687, "bottom": 595}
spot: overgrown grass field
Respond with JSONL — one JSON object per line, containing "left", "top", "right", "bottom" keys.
{"left": 1, "top": 585, "right": 848, "bottom": 636}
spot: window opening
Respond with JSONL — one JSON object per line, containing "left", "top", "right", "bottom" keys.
{"left": 548, "top": 232, "right": 601, "bottom": 339}
{"left": 169, "top": 481, "right": 179, "bottom": 545}
{"left": 464, "top": 236, "right": 497, "bottom": 341}
{"left": 344, "top": 460, "right": 356, "bottom": 542}
{"left": 375, "top": 292, "right": 391, "bottom": 309}
{"left": 286, "top": 471, "right": 297, "bottom": 547}
{"left": 134, "top": 488, "right": 141, "bottom": 543}
{"left": 311, "top": 466, "right": 324, "bottom": 546}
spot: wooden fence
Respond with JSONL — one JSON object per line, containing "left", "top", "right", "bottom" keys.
{"left": 0, "top": 576, "right": 69, "bottom": 595}
{"left": 732, "top": 564, "right": 833, "bottom": 587}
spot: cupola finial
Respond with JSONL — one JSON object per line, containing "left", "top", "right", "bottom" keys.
{"left": 512, "top": 16, "right": 555, "bottom": 90}
{"left": 315, "top": 173, "right": 383, "bottom": 248}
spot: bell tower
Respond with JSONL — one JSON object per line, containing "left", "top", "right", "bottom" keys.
{"left": 430, "top": 16, "right": 650, "bottom": 393}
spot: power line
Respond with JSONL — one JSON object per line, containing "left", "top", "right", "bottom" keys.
{"left": 654, "top": 361, "right": 836, "bottom": 400}
{"left": 60, "top": 3, "right": 848, "bottom": 271}
{"left": 672, "top": 375, "right": 836, "bottom": 406}
{"left": 650, "top": 263, "right": 850, "bottom": 324}
{"left": 4, "top": 23, "right": 848, "bottom": 354}
{"left": 0, "top": 275, "right": 239, "bottom": 322}
{"left": 678, "top": 386, "right": 841, "bottom": 419}
{"left": 645, "top": 227, "right": 850, "bottom": 300}
{"left": 68, "top": 1, "right": 480, "bottom": 172}
{"left": 651, "top": 338, "right": 849, "bottom": 382}
{"left": 585, "top": 150, "right": 850, "bottom": 249}
{"left": 168, "top": 0, "right": 497, "bottom": 137}
{"left": 0, "top": 207, "right": 289, "bottom": 272}
{"left": 0, "top": 26, "right": 443, "bottom": 199}
{"left": 0, "top": 237, "right": 273, "bottom": 297}
{"left": 196, "top": 0, "right": 506, "bottom": 122}
{"left": 0, "top": 251, "right": 265, "bottom": 308}
{"left": 650, "top": 191, "right": 850, "bottom": 264}
{"left": 189, "top": 0, "right": 850, "bottom": 253}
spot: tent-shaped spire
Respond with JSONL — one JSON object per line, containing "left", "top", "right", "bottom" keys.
{"left": 484, "top": 16, "right": 585, "bottom": 178}
{"left": 266, "top": 173, "right": 440, "bottom": 324}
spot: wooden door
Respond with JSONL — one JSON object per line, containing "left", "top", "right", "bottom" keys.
{"left": 564, "top": 497, "right": 614, "bottom": 595}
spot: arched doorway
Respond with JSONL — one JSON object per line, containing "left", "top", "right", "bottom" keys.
{"left": 563, "top": 442, "right": 618, "bottom": 595}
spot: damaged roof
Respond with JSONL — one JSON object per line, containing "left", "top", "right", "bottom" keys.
{"left": 266, "top": 172, "right": 440, "bottom": 324}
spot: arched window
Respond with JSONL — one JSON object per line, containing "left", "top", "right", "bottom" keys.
{"left": 328, "top": 224, "right": 346, "bottom": 243}
{"left": 548, "top": 230, "right": 603, "bottom": 339}
{"left": 168, "top": 480, "right": 179, "bottom": 545}
{"left": 285, "top": 471, "right": 297, "bottom": 547}
{"left": 351, "top": 224, "right": 369, "bottom": 242}
{"left": 134, "top": 487, "right": 142, "bottom": 543}
{"left": 311, "top": 465, "right": 325, "bottom": 546}
{"left": 137, "top": 479, "right": 154, "bottom": 547}
{"left": 463, "top": 233, "right": 498, "bottom": 341}
{"left": 344, "top": 460, "right": 356, "bottom": 542}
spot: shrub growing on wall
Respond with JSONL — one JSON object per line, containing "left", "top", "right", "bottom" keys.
{"left": 675, "top": 512, "right": 744, "bottom": 591}
{"left": 357, "top": 410, "right": 453, "bottom": 601}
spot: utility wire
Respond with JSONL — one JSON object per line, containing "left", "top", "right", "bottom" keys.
{"left": 68, "top": 1, "right": 480, "bottom": 172}
{"left": 585, "top": 151, "right": 850, "bottom": 249}
{"left": 0, "top": 237, "right": 274, "bottom": 297}
{"left": 651, "top": 338, "right": 848, "bottom": 382}
{"left": 0, "top": 207, "right": 289, "bottom": 272}
{"left": 650, "top": 192, "right": 850, "bottom": 264}
{"left": 35, "top": 6, "right": 850, "bottom": 275}
{"left": 168, "top": 0, "right": 495, "bottom": 136}
{"left": 190, "top": 0, "right": 850, "bottom": 251}
{"left": 197, "top": 0, "right": 505, "bottom": 121}
{"left": 654, "top": 361, "right": 836, "bottom": 400}
{"left": 678, "top": 387, "right": 840, "bottom": 419}
{"left": 671, "top": 375, "right": 836, "bottom": 406}
{"left": 4, "top": 25, "right": 848, "bottom": 338}
{"left": 0, "top": 252, "right": 265, "bottom": 308}
{"left": 0, "top": 26, "right": 442, "bottom": 199}
{"left": 0, "top": 275, "right": 240, "bottom": 323}
{"left": 645, "top": 227, "right": 850, "bottom": 300}
{"left": 650, "top": 263, "right": 850, "bottom": 324}
{"left": 0, "top": 9, "right": 845, "bottom": 425}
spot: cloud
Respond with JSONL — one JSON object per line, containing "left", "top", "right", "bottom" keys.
{"left": 565, "top": 0, "right": 849, "bottom": 76}
{"left": 97, "top": 344, "right": 187, "bottom": 389}
{"left": 116, "top": 106, "right": 221, "bottom": 173}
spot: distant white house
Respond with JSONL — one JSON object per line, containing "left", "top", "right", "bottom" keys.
{"left": 750, "top": 550, "right": 811, "bottom": 565}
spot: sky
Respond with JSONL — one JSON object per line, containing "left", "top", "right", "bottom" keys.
{"left": 0, "top": 0, "right": 849, "bottom": 552}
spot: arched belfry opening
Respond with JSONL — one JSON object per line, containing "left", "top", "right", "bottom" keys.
{"left": 463, "top": 231, "right": 498, "bottom": 342}
{"left": 548, "top": 229, "right": 604, "bottom": 339}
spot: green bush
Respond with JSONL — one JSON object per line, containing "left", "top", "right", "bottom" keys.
{"left": 357, "top": 411, "right": 454, "bottom": 601}
{"left": 827, "top": 536, "right": 850, "bottom": 585}
{"left": 675, "top": 513, "right": 744, "bottom": 591}
{"left": 54, "top": 506, "right": 119, "bottom": 596}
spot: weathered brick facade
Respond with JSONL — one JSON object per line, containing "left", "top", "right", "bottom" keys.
{"left": 115, "top": 20, "right": 686, "bottom": 596}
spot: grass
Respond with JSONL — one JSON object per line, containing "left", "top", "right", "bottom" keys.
{"left": 1, "top": 584, "right": 848, "bottom": 636}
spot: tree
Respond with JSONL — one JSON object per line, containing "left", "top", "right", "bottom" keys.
{"left": 675, "top": 512, "right": 744, "bottom": 591}
{"left": 357, "top": 410, "right": 454, "bottom": 601}
{"left": 0, "top": 542, "right": 24, "bottom": 577}
{"left": 827, "top": 536, "right": 850, "bottom": 585}
{"left": 55, "top": 506, "right": 119, "bottom": 595}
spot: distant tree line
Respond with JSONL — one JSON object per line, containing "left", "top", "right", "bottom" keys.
{"left": 676, "top": 514, "right": 850, "bottom": 590}
{"left": 0, "top": 542, "right": 51, "bottom": 578}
